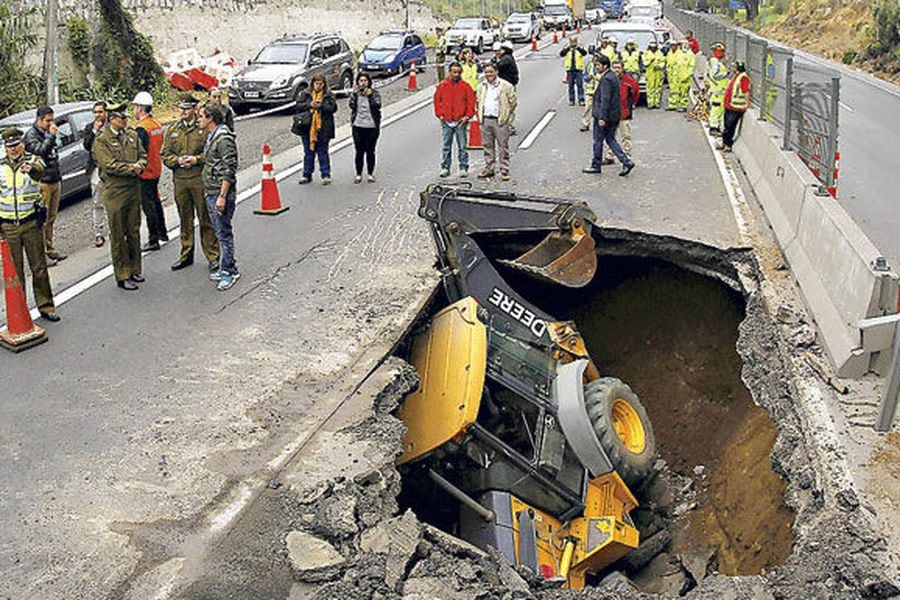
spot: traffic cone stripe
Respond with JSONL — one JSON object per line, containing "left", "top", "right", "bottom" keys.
{"left": 255, "top": 144, "right": 289, "bottom": 216}
{"left": 407, "top": 61, "right": 419, "bottom": 91}
{"left": 0, "top": 239, "right": 47, "bottom": 352}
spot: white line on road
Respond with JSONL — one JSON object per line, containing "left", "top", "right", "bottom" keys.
{"left": 13, "top": 95, "right": 436, "bottom": 327}
{"left": 518, "top": 110, "right": 556, "bottom": 150}
{"left": 839, "top": 101, "right": 855, "bottom": 113}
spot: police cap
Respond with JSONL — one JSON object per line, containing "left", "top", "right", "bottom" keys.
{"left": 107, "top": 101, "right": 128, "bottom": 118}
{"left": 178, "top": 92, "right": 200, "bottom": 109}
{"left": 2, "top": 127, "right": 24, "bottom": 147}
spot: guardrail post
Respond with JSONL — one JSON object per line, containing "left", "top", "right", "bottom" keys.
{"left": 876, "top": 320, "right": 900, "bottom": 431}
{"left": 825, "top": 75, "right": 840, "bottom": 189}
{"left": 782, "top": 56, "right": 794, "bottom": 151}
{"left": 758, "top": 41, "right": 768, "bottom": 120}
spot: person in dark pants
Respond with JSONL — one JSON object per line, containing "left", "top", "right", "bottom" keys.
{"left": 559, "top": 36, "right": 587, "bottom": 106}
{"left": 199, "top": 105, "right": 240, "bottom": 291}
{"left": 719, "top": 61, "right": 751, "bottom": 153}
{"left": 132, "top": 92, "right": 168, "bottom": 251}
{"left": 349, "top": 72, "right": 382, "bottom": 183}
{"left": 583, "top": 54, "right": 635, "bottom": 177}
{"left": 23, "top": 106, "right": 66, "bottom": 263}
{"left": 295, "top": 74, "right": 338, "bottom": 185}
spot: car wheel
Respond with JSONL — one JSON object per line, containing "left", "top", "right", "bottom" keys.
{"left": 232, "top": 104, "right": 250, "bottom": 116}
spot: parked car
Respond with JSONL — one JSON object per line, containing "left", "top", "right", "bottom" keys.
{"left": 542, "top": 3, "right": 575, "bottom": 30}
{"left": 445, "top": 17, "right": 501, "bottom": 54}
{"left": 502, "top": 12, "right": 542, "bottom": 42}
{"left": 228, "top": 32, "right": 354, "bottom": 114}
{"left": 585, "top": 7, "right": 607, "bottom": 23}
{"left": 0, "top": 101, "right": 95, "bottom": 201}
{"left": 358, "top": 30, "right": 426, "bottom": 77}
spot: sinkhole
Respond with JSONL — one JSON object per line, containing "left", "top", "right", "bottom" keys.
{"left": 395, "top": 240, "right": 796, "bottom": 594}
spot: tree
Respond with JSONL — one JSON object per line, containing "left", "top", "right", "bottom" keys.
{"left": 0, "top": 1, "right": 42, "bottom": 116}
{"left": 94, "top": 0, "right": 163, "bottom": 97}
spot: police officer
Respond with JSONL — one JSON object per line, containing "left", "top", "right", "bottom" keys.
{"left": 92, "top": 102, "right": 147, "bottom": 291}
{"left": 707, "top": 42, "right": 730, "bottom": 135}
{"left": 161, "top": 93, "right": 220, "bottom": 273}
{"left": 0, "top": 128, "right": 59, "bottom": 321}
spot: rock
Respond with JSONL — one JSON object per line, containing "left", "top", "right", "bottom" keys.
{"left": 597, "top": 570, "right": 639, "bottom": 593}
{"left": 621, "top": 529, "right": 672, "bottom": 573}
{"left": 403, "top": 576, "right": 466, "bottom": 600}
{"left": 422, "top": 524, "right": 487, "bottom": 559}
{"left": 654, "top": 458, "right": 668, "bottom": 471}
{"left": 693, "top": 465, "right": 706, "bottom": 476}
{"left": 630, "top": 553, "right": 692, "bottom": 597}
{"left": 359, "top": 510, "right": 422, "bottom": 590}
{"left": 776, "top": 305, "right": 798, "bottom": 324}
{"left": 286, "top": 530, "right": 346, "bottom": 581}
{"left": 316, "top": 494, "right": 359, "bottom": 538}
{"left": 497, "top": 563, "right": 530, "bottom": 594}
{"left": 682, "top": 547, "right": 716, "bottom": 584}
{"left": 673, "top": 502, "right": 697, "bottom": 517}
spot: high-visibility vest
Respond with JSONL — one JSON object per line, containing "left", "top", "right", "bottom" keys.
{"left": 676, "top": 51, "right": 695, "bottom": 80}
{"left": 583, "top": 61, "right": 599, "bottom": 95}
{"left": 707, "top": 56, "right": 730, "bottom": 92}
{"left": 137, "top": 115, "right": 164, "bottom": 180}
{"left": 622, "top": 49, "right": 640, "bottom": 73}
{"left": 643, "top": 49, "right": 664, "bottom": 71}
{"left": 601, "top": 46, "right": 617, "bottom": 62}
{"left": 562, "top": 47, "right": 585, "bottom": 71}
{"left": 725, "top": 72, "right": 750, "bottom": 110}
{"left": 0, "top": 157, "right": 42, "bottom": 222}
{"left": 462, "top": 62, "right": 479, "bottom": 93}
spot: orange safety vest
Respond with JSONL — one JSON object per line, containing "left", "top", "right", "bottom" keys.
{"left": 724, "top": 72, "right": 750, "bottom": 112}
{"left": 137, "top": 115, "right": 164, "bottom": 180}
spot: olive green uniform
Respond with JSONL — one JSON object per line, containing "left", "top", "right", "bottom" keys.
{"left": 92, "top": 126, "right": 147, "bottom": 282}
{"left": 161, "top": 118, "right": 220, "bottom": 264}
{"left": 0, "top": 154, "right": 55, "bottom": 313}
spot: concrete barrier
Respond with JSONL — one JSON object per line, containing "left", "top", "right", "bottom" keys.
{"left": 735, "top": 116, "right": 899, "bottom": 378}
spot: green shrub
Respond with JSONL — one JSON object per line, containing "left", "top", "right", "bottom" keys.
{"left": 868, "top": 0, "right": 900, "bottom": 57}
{"left": 93, "top": 0, "right": 164, "bottom": 97}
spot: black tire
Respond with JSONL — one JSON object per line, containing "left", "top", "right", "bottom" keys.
{"left": 232, "top": 104, "right": 250, "bottom": 116}
{"left": 584, "top": 377, "right": 656, "bottom": 487}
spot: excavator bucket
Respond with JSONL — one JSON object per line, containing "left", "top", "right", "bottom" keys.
{"left": 500, "top": 224, "right": 597, "bottom": 288}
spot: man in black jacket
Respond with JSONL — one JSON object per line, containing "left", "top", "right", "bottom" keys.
{"left": 23, "top": 106, "right": 66, "bottom": 262}
{"left": 492, "top": 41, "right": 519, "bottom": 135}
{"left": 583, "top": 54, "right": 635, "bottom": 176}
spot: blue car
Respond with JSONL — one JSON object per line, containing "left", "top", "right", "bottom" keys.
{"left": 358, "top": 30, "right": 426, "bottom": 77}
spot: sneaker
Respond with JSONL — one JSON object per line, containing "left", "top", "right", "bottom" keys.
{"left": 94, "top": 235, "right": 105, "bottom": 248}
{"left": 298, "top": 176, "right": 311, "bottom": 184}
{"left": 439, "top": 168, "right": 450, "bottom": 178}
{"left": 459, "top": 168, "right": 469, "bottom": 178}
{"left": 582, "top": 166, "right": 601, "bottom": 174}
{"left": 209, "top": 270, "right": 224, "bottom": 282}
{"left": 478, "top": 170, "right": 495, "bottom": 179}
{"left": 579, "top": 125, "right": 589, "bottom": 132}
{"left": 322, "top": 177, "right": 331, "bottom": 185}
{"left": 217, "top": 272, "right": 241, "bottom": 291}
{"left": 501, "top": 172, "right": 510, "bottom": 181}
{"left": 46, "top": 250, "right": 67, "bottom": 261}
{"left": 354, "top": 175, "right": 362, "bottom": 184}
{"left": 367, "top": 174, "right": 376, "bottom": 183}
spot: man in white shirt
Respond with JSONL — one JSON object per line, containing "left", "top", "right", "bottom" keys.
{"left": 476, "top": 63, "right": 517, "bottom": 181}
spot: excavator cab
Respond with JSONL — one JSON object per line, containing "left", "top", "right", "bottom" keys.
{"left": 398, "top": 186, "right": 657, "bottom": 588}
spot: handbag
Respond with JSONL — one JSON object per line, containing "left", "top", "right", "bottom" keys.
{"left": 291, "top": 111, "right": 311, "bottom": 136}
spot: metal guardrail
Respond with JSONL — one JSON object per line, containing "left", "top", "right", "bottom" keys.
{"left": 664, "top": 5, "right": 841, "bottom": 196}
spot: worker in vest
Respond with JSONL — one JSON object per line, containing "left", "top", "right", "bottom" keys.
{"left": 0, "top": 128, "right": 59, "bottom": 321}
{"left": 669, "top": 41, "right": 695, "bottom": 111}
{"left": 601, "top": 38, "right": 618, "bottom": 62}
{"left": 93, "top": 102, "right": 147, "bottom": 291}
{"left": 707, "top": 42, "right": 730, "bottom": 135}
{"left": 621, "top": 38, "right": 641, "bottom": 82}
{"left": 580, "top": 52, "right": 602, "bottom": 131}
{"left": 643, "top": 40, "right": 665, "bottom": 109}
{"left": 719, "top": 61, "right": 751, "bottom": 152}
{"left": 559, "top": 36, "right": 587, "bottom": 106}
{"left": 132, "top": 92, "right": 168, "bottom": 251}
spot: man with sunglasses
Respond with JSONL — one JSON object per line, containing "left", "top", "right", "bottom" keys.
{"left": 82, "top": 101, "right": 108, "bottom": 247}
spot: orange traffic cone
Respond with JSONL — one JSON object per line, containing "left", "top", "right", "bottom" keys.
{"left": 407, "top": 61, "right": 418, "bottom": 91}
{"left": 467, "top": 117, "right": 483, "bottom": 150}
{"left": 553, "top": 30, "right": 559, "bottom": 44}
{"left": 254, "top": 144, "right": 289, "bottom": 215}
{"left": 0, "top": 240, "right": 47, "bottom": 353}
{"left": 562, "top": 24, "right": 567, "bottom": 38}
{"left": 531, "top": 35, "right": 538, "bottom": 52}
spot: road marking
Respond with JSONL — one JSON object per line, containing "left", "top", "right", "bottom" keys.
{"left": 12, "top": 95, "right": 436, "bottom": 327}
{"left": 518, "top": 110, "right": 556, "bottom": 150}
{"left": 839, "top": 101, "right": 855, "bottom": 113}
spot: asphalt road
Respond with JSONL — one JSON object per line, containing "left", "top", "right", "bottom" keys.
{"left": 0, "top": 39, "right": 738, "bottom": 598}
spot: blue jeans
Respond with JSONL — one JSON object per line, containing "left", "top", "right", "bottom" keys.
{"left": 301, "top": 134, "right": 331, "bottom": 178}
{"left": 205, "top": 191, "right": 237, "bottom": 275}
{"left": 592, "top": 119, "right": 632, "bottom": 170}
{"left": 440, "top": 121, "right": 469, "bottom": 171}
{"left": 567, "top": 70, "right": 584, "bottom": 104}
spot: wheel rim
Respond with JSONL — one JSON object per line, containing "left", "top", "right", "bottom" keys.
{"left": 611, "top": 398, "right": 646, "bottom": 454}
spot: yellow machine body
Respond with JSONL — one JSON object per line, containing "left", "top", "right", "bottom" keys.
{"left": 397, "top": 297, "right": 486, "bottom": 464}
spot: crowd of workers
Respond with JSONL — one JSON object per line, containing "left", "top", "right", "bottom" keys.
{"left": 0, "top": 24, "right": 753, "bottom": 325}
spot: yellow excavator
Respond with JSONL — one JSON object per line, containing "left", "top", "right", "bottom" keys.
{"left": 397, "top": 185, "right": 657, "bottom": 589}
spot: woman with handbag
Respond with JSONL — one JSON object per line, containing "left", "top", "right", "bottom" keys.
{"left": 293, "top": 74, "right": 337, "bottom": 185}
{"left": 348, "top": 72, "right": 382, "bottom": 183}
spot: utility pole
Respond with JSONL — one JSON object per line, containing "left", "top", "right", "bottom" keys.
{"left": 406, "top": 0, "right": 411, "bottom": 29}
{"left": 44, "top": 0, "right": 60, "bottom": 105}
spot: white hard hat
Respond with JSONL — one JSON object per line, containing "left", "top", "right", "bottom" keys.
{"left": 501, "top": 40, "right": 514, "bottom": 50}
{"left": 132, "top": 91, "right": 154, "bottom": 106}
{"left": 492, "top": 41, "right": 502, "bottom": 51}
{"left": 627, "top": 37, "right": 636, "bottom": 44}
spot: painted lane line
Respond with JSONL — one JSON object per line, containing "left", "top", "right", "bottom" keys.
{"left": 839, "top": 101, "right": 855, "bottom": 113}
{"left": 16, "top": 95, "right": 437, "bottom": 326}
{"left": 518, "top": 110, "right": 556, "bottom": 150}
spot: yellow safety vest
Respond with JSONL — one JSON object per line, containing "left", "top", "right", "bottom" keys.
{"left": 583, "top": 61, "right": 599, "bottom": 94}
{"left": 562, "top": 47, "right": 585, "bottom": 71}
{"left": 726, "top": 72, "right": 750, "bottom": 110}
{"left": 622, "top": 49, "right": 640, "bottom": 73}
{"left": 676, "top": 50, "right": 695, "bottom": 80}
{"left": 462, "top": 62, "right": 480, "bottom": 92}
{"left": 707, "top": 56, "right": 729, "bottom": 92}
{"left": 0, "top": 157, "right": 42, "bottom": 223}
{"left": 601, "top": 46, "right": 617, "bottom": 62}
{"left": 643, "top": 49, "right": 664, "bottom": 71}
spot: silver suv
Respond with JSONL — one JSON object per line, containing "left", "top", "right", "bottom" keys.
{"left": 228, "top": 33, "right": 354, "bottom": 114}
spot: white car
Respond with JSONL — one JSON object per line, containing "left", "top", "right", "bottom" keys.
{"left": 445, "top": 17, "right": 501, "bottom": 54}
{"left": 585, "top": 7, "right": 607, "bottom": 23}
{"left": 503, "top": 13, "right": 542, "bottom": 42}
{"left": 542, "top": 3, "right": 575, "bottom": 30}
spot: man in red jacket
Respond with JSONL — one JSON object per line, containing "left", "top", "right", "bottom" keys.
{"left": 685, "top": 30, "right": 701, "bottom": 54}
{"left": 604, "top": 60, "right": 641, "bottom": 164}
{"left": 434, "top": 62, "right": 476, "bottom": 178}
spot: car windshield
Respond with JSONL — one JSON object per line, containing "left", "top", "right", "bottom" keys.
{"left": 254, "top": 43, "right": 309, "bottom": 64}
{"left": 603, "top": 30, "right": 657, "bottom": 49}
{"left": 368, "top": 34, "right": 404, "bottom": 50}
{"left": 453, "top": 19, "right": 482, "bottom": 29}
{"left": 545, "top": 5, "right": 569, "bottom": 15}
{"left": 507, "top": 15, "right": 530, "bottom": 23}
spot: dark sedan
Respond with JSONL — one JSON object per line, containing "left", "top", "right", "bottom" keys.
{"left": 0, "top": 101, "right": 96, "bottom": 201}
